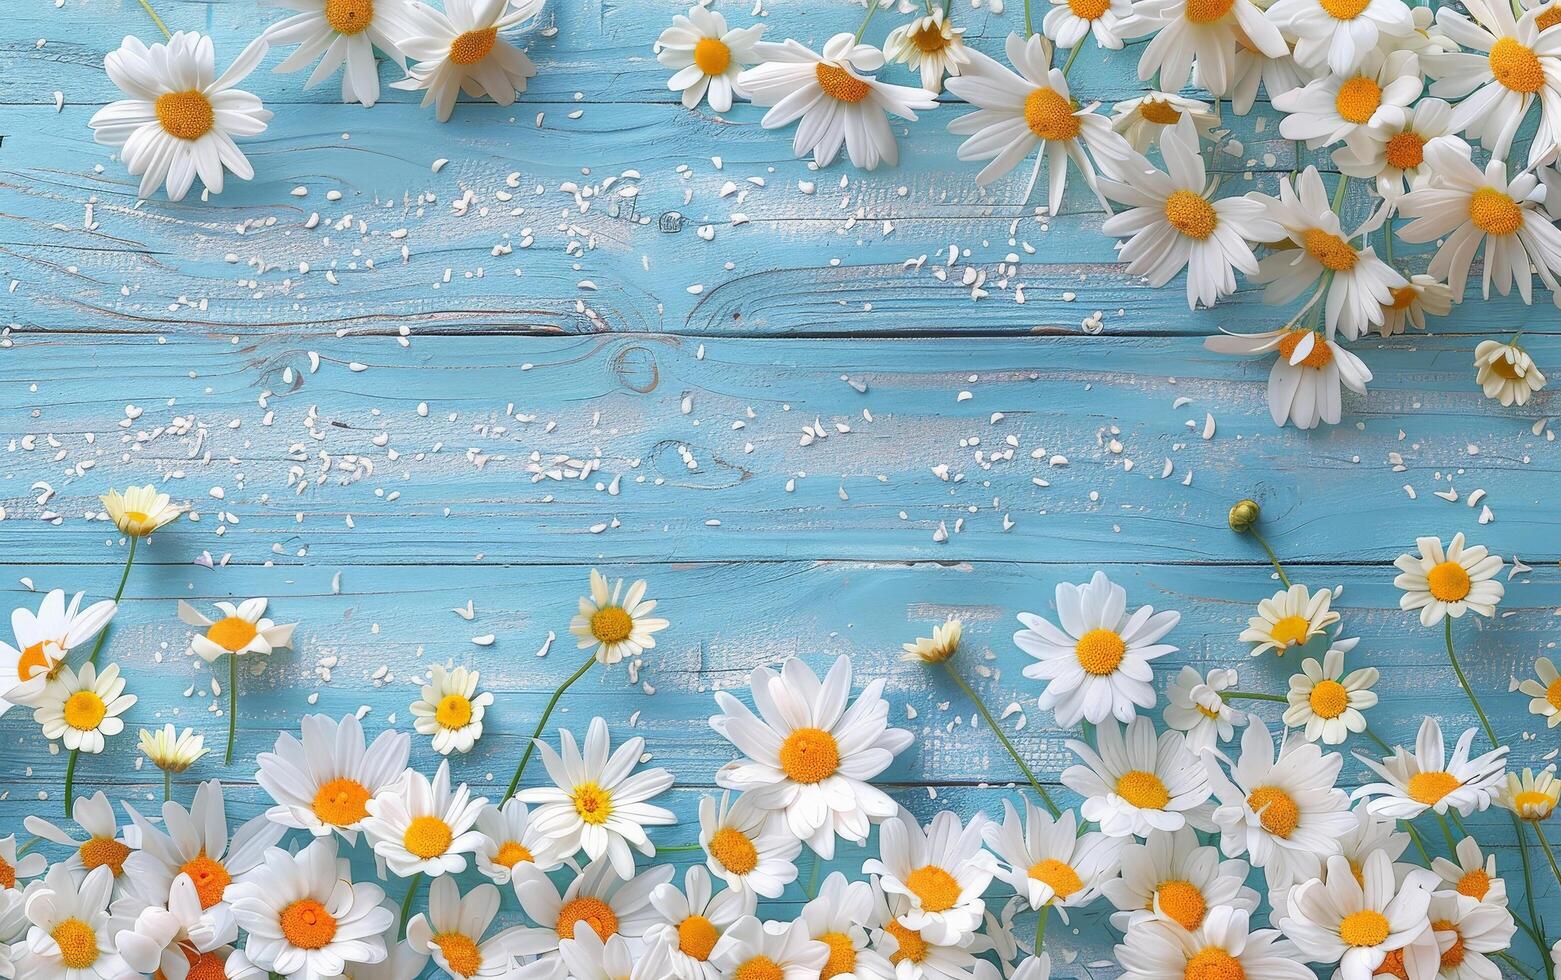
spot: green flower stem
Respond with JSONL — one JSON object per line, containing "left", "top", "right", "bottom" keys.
{"left": 805, "top": 850, "right": 823, "bottom": 898}
{"left": 64, "top": 749, "right": 79, "bottom": 817}
{"left": 163, "top": 770, "right": 172, "bottom": 803}
{"left": 1246, "top": 529, "right": 1291, "bottom": 587}
{"left": 85, "top": 535, "right": 137, "bottom": 668}
{"left": 1500, "top": 953, "right": 1542, "bottom": 980}
{"left": 225, "top": 654, "right": 238, "bottom": 765}
{"left": 1433, "top": 812, "right": 1459, "bottom": 855}
{"left": 504, "top": 651, "right": 597, "bottom": 800}
{"left": 16, "top": 837, "right": 39, "bottom": 857}
{"left": 1363, "top": 726, "right": 1393, "bottom": 753}
{"left": 1404, "top": 822, "right": 1433, "bottom": 865}
{"left": 1036, "top": 904, "right": 1049, "bottom": 954}
{"left": 397, "top": 873, "right": 422, "bottom": 940}
{"left": 854, "top": 2, "right": 878, "bottom": 42}
{"left": 1331, "top": 174, "right": 1349, "bottom": 212}
{"left": 1533, "top": 821, "right": 1561, "bottom": 894}
{"left": 657, "top": 843, "right": 704, "bottom": 853}
{"left": 1515, "top": 816, "right": 1554, "bottom": 978}
{"left": 1024, "top": 0, "right": 1035, "bottom": 35}
{"left": 942, "top": 661, "right": 1061, "bottom": 816}
{"left": 1224, "top": 691, "right": 1287, "bottom": 703}
{"left": 137, "top": 0, "right": 172, "bottom": 38}
{"left": 1444, "top": 618, "right": 1498, "bottom": 745}
{"left": 1061, "top": 43, "right": 1083, "bottom": 77}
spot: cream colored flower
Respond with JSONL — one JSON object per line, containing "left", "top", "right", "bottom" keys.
{"left": 569, "top": 570, "right": 669, "bottom": 666}
{"left": 178, "top": 598, "right": 297, "bottom": 663}
{"left": 1496, "top": 767, "right": 1560, "bottom": 820}
{"left": 1474, "top": 339, "right": 1546, "bottom": 405}
{"left": 1240, "top": 584, "right": 1339, "bottom": 658}
{"left": 901, "top": 618, "right": 961, "bottom": 663}
{"left": 883, "top": 10, "right": 970, "bottom": 93}
{"left": 140, "top": 724, "right": 210, "bottom": 773}
{"left": 100, "top": 485, "right": 182, "bottom": 537}
{"left": 1519, "top": 656, "right": 1561, "bottom": 728}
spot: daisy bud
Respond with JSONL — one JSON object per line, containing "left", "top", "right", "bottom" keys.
{"left": 100, "top": 484, "right": 182, "bottom": 538}
{"left": 901, "top": 618, "right": 962, "bottom": 664}
{"left": 138, "top": 724, "right": 209, "bottom": 773}
{"left": 1227, "top": 499, "right": 1261, "bottom": 532}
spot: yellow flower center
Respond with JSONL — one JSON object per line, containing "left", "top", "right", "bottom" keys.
{"left": 1489, "top": 354, "right": 1527, "bottom": 381}
{"left": 1515, "top": 789, "right": 1555, "bottom": 816}
{"left": 1334, "top": 75, "right": 1382, "bottom": 123}
{"left": 403, "top": 815, "right": 453, "bottom": 858}
{"left": 1024, "top": 87, "right": 1081, "bottom": 141}
{"left": 17, "top": 641, "right": 55, "bottom": 683}
{"left": 734, "top": 956, "right": 784, "bottom": 980}
{"left": 79, "top": 836, "right": 130, "bottom": 875}
{"left": 1070, "top": 0, "right": 1113, "bottom": 18}
{"left": 1185, "top": 0, "right": 1237, "bottom": 23}
{"left": 324, "top": 0, "right": 374, "bottom": 35}
{"left": 494, "top": 840, "right": 533, "bottom": 868}
{"left": 1407, "top": 770, "right": 1462, "bottom": 805}
{"left": 1247, "top": 786, "right": 1300, "bottom": 838}
{"left": 709, "top": 826, "right": 760, "bottom": 874}
{"left": 1490, "top": 36, "right": 1546, "bottom": 93}
{"left": 1028, "top": 858, "right": 1083, "bottom": 898}
{"left": 280, "top": 899, "right": 338, "bottom": 950}
{"left": 449, "top": 27, "right": 498, "bottom": 66}
{"left": 1164, "top": 189, "right": 1219, "bottom": 240}
{"left": 1387, "top": 284, "right": 1418, "bottom": 310}
{"left": 432, "top": 932, "right": 482, "bottom": 978}
{"left": 884, "top": 920, "right": 928, "bottom": 964}
{"left": 1426, "top": 560, "right": 1473, "bottom": 602}
{"left": 1303, "top": 228, "right": 1359, "bottom": 271}
{"left": 778, "top": 727, "right": 841, "bottom": 783}
{"left": 119, "top": 510, "right": 156, "bottom": 536}
{"left": 572, "top": 782, "right": 614, "bottom": 825}
{"left": 1456, "top": 867, "right": 1491, "bottom": 900}
{"left": 1075, "top": 628, "right": 1127, "bottom": 675}
{"left": 1138, "top": 99, "right": 1183, "bottom": 125}
{"left": 155, "top": 90, "right": 215, "bottom": 140}
{"left": 678, "top": 915, "right": 719, "bottom": 961}
{"left": 905, "top": 864, "right": 963, "bottom": 913}
{"left": 51, "top": 918, "right": 99, "bottom": 969}
{"left": 1276, "top": 330, "right": 1334, "bottom": 370}
{"left": 63, "top": 690, "right": 107, "bottom": 731}
{"left": 1545, "top": 678, "right": 1561, "bottom": 711}
{"left": 207, "top": 616, "right": 258, "bottom": 653}
{"left": 819, "top": 932, "right": 857, "bottom": 979}
{"left": 312, "top": 777, "right": 372, "bottom": 827}
{"left": 1469, "top": 187, "right": 1525, "bottom": 236}
{"left": 1198, "top": 701, "right": 1223, "bottom": 719}
{"left": 435, "top": 694, "right": 473, "bottom": 729}
{"left": 0, "top": 857, "right": 13, "bottom": 890}
{"left": 911, "top": 23, "right": 951, "bottom": 53}
{"left": 557, "top": 897, "right": 618, "bottom": 941}
{"left": 1431, "top": 920, "right": 1464, "bottom": 968}
{"left": 1269, "top": 614, "right": 1312, "bottom": 648}
{"left": 1115, "top": 769, "right": 1171, "bottom": 809}
{"left": 815, "top": 63, "right": 871, "bottom": 103}
{"left": 1318, "top": 0, "right": 1371, "bottom": 17}
{"left": 1339, "top": 909, "right": 1391, "bottom": 948}
{"left": 179, "top": 853, "right": 232, "bottom": 910}
{"left": 1384, "top": 131, "right": 1425, "bottom": 171}
{"left": 1539, "top": 4, "right": 1561, "bottom": 31}
{"left": 693, "top": 36, "right": 732, "bottom": 74}
{"left": 1155, "top": 879, "right": 1207, "bottom": 931}
{"left": 590, "top": 606, "right": 634, "bottom": 644}
{"left": 1308, "top": 679, "right": 1350, "bottom": 719}
{"left": 1184, "top": 946, "right": 1246, "bottom": 980}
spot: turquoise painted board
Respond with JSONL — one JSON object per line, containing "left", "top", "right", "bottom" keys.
{"left": 2, "top": 0, "right": 1559, "bottom": 977}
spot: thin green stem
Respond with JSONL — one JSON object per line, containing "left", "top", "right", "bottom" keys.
{"left": 397, "top": 873, "right": 422, "bottom": 940}
{"left": 225, "top": 654, "right": 238, "bottom": 765}
{"left": 1499, "top": 952, "right": 1541, "bottom": 980}
{"left": 1331, "top": 173, "right": 1349, "bottom": 213}
{"left": 1036, "top": 904, "right": 1049, "bottom": 953}
{"left": 16, "top": 837, "right": 39, "bottom": 857}
{"left": 1533, "top": 821, "right": 1561, "bottom": 895}
{"left": 1024, "top": 0, "right": 1035, "bottom": 36}
{"left": 1448, "top": 809, "right": 1468, "bottom": 836}
{"left": 854, "top": 2, "right": 878, "bottom": 42}
{"left": 1433, "top": 812, "right": 1459, "bottom": 855}
{"left": 1444, "top": 618, "right": 1498, "bottom": 746}
{"left": 805, "top": 849, "right": 823, "bottom": 899}
{"left": 163, "top": 770, "right": 171, "bottom": 803}
{"left": 136, "top": 0, "right": 172, "bottom": 39}
{"left": 1515, "top": 815, "right": 1553, "bottom": 978}
{"left": 1061, "top": 43, "right": 1083, "bottom": 77}
{"left": 1247, "top": 529, "right": 1291, "bottom": 587}
{"left": 943, "top": 662, "right": 1060, "bottom": 815}
{"left": 64, "top": 749, "right": 79, "bottom": 817}
{"left": 1224, "top": 691, "right": 1287, "bottom": 703}
{"left": 504, "top": 652, "right": 598, "bottom": 799}
{"left": 657, "top": 843, "right": 704, "bottom": 853}
{"left": 1404, "top": 822, "right": 1432, "bottom": 865}
{"left": 85, "top": 535, "right": 137, "bottom": 668}
{"left": 1384, "top": 215, "right": 1395, "bottom": 264}
{"left": 1363, "top": 725, "right": 1392, "bottom": 753}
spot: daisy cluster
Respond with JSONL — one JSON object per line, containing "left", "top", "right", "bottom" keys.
{"left": 4, "top": 486, "right": 1561, "bottom": 980}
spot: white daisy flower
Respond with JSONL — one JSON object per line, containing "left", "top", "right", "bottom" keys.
{"left": 1253, "top": 167, "right": 1407, "bottom": 341}
{"left": 1014, "top": 569, "right": 1180, "bottom": 728}
{"left": 1116, "top": 905, "right": 1312, "bottom": 980}
{"left": 1396, "top": 136, "right": 1561, "bottom": 306}
{"left": 709, "top": 655, "right": 912, "bottom": 858}
{"left": 114, "top": 872, "right": 238, "bottom": 980}
{"left": 509, "top": 857, "right": 673, "bottom": 963}
{"left": 1, "top": 589, "right": 117, "bottom": 715}
{"left": 228, "top": 838, "right": 392, "bottom": 980}
{"left": 1428, "top": 890, "right": 1516, "bottom": 980}
{"left": 983, "top": 802, "right": 1122, "bottom": 919}
{"left": 12, "top": 865, "right": 133, "bottom": 980}
{"left": 23, "top": 792, "right": 137, "bottom": 888}
{"left": 654, "top": 5, "right": 764, "bottom": 112}
{"left": 901, "top": 617, "right": 962, "bottom": 664}
{"left": 1109, "top": 91, "right": 1219, "bottom": 153}
{"left": 1063, "top": 716, "right": 1213, "bottom": 837}
{"left": 883, "top": 10, "right": 970, "bottom": 93}
{"left": 1241, "top": 584, "right": 1341, "bottom": 658}
{"left": 1283, "top": 646, "right": 1378, "bottom": 744}
{"left": 1431, "top": 837, "right": 1508, "bottom": 907}
{"left": 1163, "top": 666, "right": 1246, "bottom": 755}
{"left": 0, "top": 889, "right": 28, "bottom": 979}
{"left": 739, "top": 33, "right": 937, "bottom": 170}
{"left": 33, "top": 662, "right": 136, "bottom": 754}
{"left": 555, "top": 929, "right": 677, "bottom": 980}
{"left": 361, "top": 760, "right": 488, "bottom": 879}
{"left": 0, "top": 833, "right": 45, "bottom": 892}
{"left": 1392, "top": 532, "right": 1504, "bottom": 626}
{"left": 100, "top": 484, "right": 182, "bottom": 538}
{"left": 87, "top": 32, "right": 272, "bottom": 202}
{"left": 1264, "top": 0, "right": 1417, "bottom": 74}
{"left": 409, "top": 664, "right": 493, "bottom": 756}
{"left": 1372, "top": 274, "right": 1456, "bottom": 337}
{"left": 1335, "top": 805, "right": 1412, "bottom": 875}
{"left": 139, "top": 724, "right": 210, "bottom": 774}
{"left": 407, "top": 876, "right": 527, "bottom": 980}
{"left": 1519, "top": 656, "right": 1561, "bottom": 728}
{"left": 1278, "top": 851, "right": 1435, "bottom": 978}
{"left": 1102, "top": 826, "right": 1260, "bottom": 934}
{"left": 178, "top": 598, "right": 297, "bottom": 663}
{"left": 1425, "top": 0, "right": 1561, "bottom": 165}
{"left": 568, "top": 569, "right": 670, "bottom": 666}
{"left": 1205, "top": 327, "right": 1373, "bottom": 430}
{"left": 644, "top": 866, "right": 753, "bottom": 980}
{"left": 391, "top": 0, "right": 543, "bottom": 122}
{"left": 1044, "top": 0, "right": 1133, "bottom": 50}
{"left": 1202, "top": 716, "right": 1356, "bottom": 888}
{"left": 798, "top": 871, "right": 896, "bottom": 980}
{"left": 710, "top": 915, "right": 828, "bottom": 980}
{"left": 943, "top": 33, "right": 1134, "bottom": 212}
{"left": 473, "top": 799, "right": 565, "bottom": 884}
{"left": 516, "top": 716, "right": 676, "bottom": 878}
{"left": 1120, "top": 0, "right": 1289, "bottom": 95}
{"left": 1494, "top": 767, "right": 1560, "bottom": 821}
{"left": 863, "top": 810, "right": 996, "bottom": 946}
{"left": 1474, "top": 339, "right": 1547, "bottom": 405}
{"left": 1274, "top": 50, "right": 1422, "bottom": 155}
{"left": 1099, "top": 119, "right": 1282, "bottom": 309}
{"left": 255, "top": 713, "right": 411, "bottom": 841}
{"left": 1353, "top": 717, "right": 1509, "bottom": 820}
{"left": 1333, "top": 98, "right": 1454, "bottom": 202}
{"left": 697, "top": 792, "right": 801, "bottom": 899}
{"left": 262, "top": 0, "right": 413, "bottom": 107}
{"left": 1228, "top": 43, "right": 1308, "bottom": 116}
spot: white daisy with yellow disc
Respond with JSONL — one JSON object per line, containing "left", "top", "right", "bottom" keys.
{"left": 983, "top": 802, "right": 1122, "bottom": 920}
{"left": 361, "top": 759, "right": 488, "bottom": 879}
{"left": 410, "top": 664, "right": 494, "bottom": 756}
{"left": 1392, "top": 532, "right": 1504, "bottom": 627}
{"left": 256, "top": 712, "right": 411, "bottom": 842}
{"left": 31, "top": 662, "right": 136, "bottom": 755}
{"left": 696, "top": 792, "right": 801, "bottom": 901}
{"left": 568, "top": 569, "right": 670, "bottom": 666}
{"left": 0, "top": 588, "right": 117, "bottom": 716}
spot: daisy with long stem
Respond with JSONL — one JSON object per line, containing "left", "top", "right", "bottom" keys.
{"left": 1227, "top": 499, "right": 1291, "bottom": 587}
{"left": 85, "top": 485, "right": 176, "bottom": 668}
{"left": 179, "top": 598, "right": 296, "bottom": 764}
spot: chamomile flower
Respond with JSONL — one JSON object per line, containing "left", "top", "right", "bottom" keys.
{"left": 1425, "top": 0, "right": 1561, "bottom": 165}
{"left": 1099, "top": 119, "right": 1282, "bottom": 309}
{"left": 864, "top": 810, "right": 996, "bottom": 946}
{"left": 509, "top": 857, "right": 674, "bottom": 963}
{"left": 407, "top": 876, "right": 527, "bottom": 980}
{"left": 516, "top": 716, "right": 676, "bottom": 878}
{"left": 361, "top": 760, "right": 488, "bottom": 878}
{"left": 1333, "top": 99, "right": 1454, "bottom": 202}
{"left": 1062, "top": 716, "right": 1214, "bottom": 837}
{"left": 555, "top": 929, "right": 677, "bottom": 980}
{"left": 883, "top": 10, "right": 970, "bottom": 93}
{"left": 0, "top": 834, "right": 45, "bottom": 891}
{"left": 1334, "top": 805, "right": 1412, "bottom": 876}
{"left": 1241, "top": 584, "right": 1340, "bottom": 658}
{"left": 1163, "top": 666, "right": 1246, "bottom": 755}
{"left": 1519, "top": 656, "right": 1561, "bottom": 728}
{"left": 902, "top": 618, "right": 962, "bottom": 664}
{"left": 1109, "top": 92, "right": 1219, "bottom": 153}
{"left": 1283, "top": 646, "right": 1379, "bottom": 744}
{"left": 1353, "top": 717, "right": 1509, "bottom": 819}
{"left": 33, "top": 662, "right": 135, "bottom": 754}
{"left": 0, "top": 589, "right": 117, "bottom": 714}
{"left": 391, "top": 0, "right": 543, "bottom": 122}
{"left": 1044, "top": 0, "right": 1133, "bottom": 50}
{"left": 709, "top": 655, "right": 912, "bottom": 858}
{"left": 12, "top": 865, "right": 132, "bottom": 980}
{"left": 1229, "top": 44, "right": 1308, "bottom": 116}
{"left": 114, "top": 872, "right": 238, "bottom": 980}
{"left": 0, "top": 878, "right": 25, "bottom": 978}
{"left": 1373, "top": 275, "right": 1456, "bottom": 337}
{"left": 983, "top": 802, "right": 1122, "bottom": 919}
{"left": 798, "top": 872, "right": 896, "bottom": 980}
{"left": 24, "top": 792, "right": 136, "bottom": 887}
{"left": 262, "top": 0, "right": 414, "bottom": 106}
{"left": 255, "top": 713, "right": 411, "bottom": 841}
{"left": 710, "top": 915, "right": 828, "bottom": 980}
{"left": 139, "top": 724, "right": 210, "bottom": 773}
{"left": 1427, "top": 890, "right": 1515, "bottom": 980}
{"left": 944, "top": 32, "right": 1133, "bottom": 212}
{"left": 1274, "top": 50, "right": 1423, "bottom": 154}
{"left": 1474, "top": 339, "right": 1547, "bottom": 405}
{"left": 1431, "top": 837, "right": 1508, "bottom": 906}
{"left": 228, "top": 838, "right": 392, "bottom": 980}
{"left": 100, "top": 485, "right": 183, "bottom": 538}
{"left": 473, "top": 799, "right": 564, "bottom": 884}
{"left": 1014, "top": 569, "right": 1180, "bottom": 727}
{"left": 1265, "top": 0, "right": 1416, "bottom": 74}
{"left": 645, "top": 866, "right": 754, "bottom": 980}
{"left": 178, "top": 598, "right": 297, "bottom": 663}
{"left": 1204, "top": 327, "right": 1373, "bottom": 430}
{"left": 654, "top": 5, "right": 764, "bottom": 112}
{"left": 1116, "top": 906, "right": 1312, "bottom": 980}
{"left": 1103, "top": 827, "right": 1260, "bottom": 934}
{"left": 1278, "top": 851, "right": 1434, "bottom": 978}
{"left": 871, "top": 886, "right": 981, "bottom": 980}
{"left": 1202, "top": 716, "right": 1355, "bottom": 888}
{"left": 410, "top": 664, "right": 492, "bottom": 756}
{"left": 1120, "top": 0, "right": 1288, "bottom": 95}
{"left": 1392, "top": 533, "right": 1504, "bottom": 626}
{"left": 697, "top": 792, "right": 801, "bottom": 899}
{"left": 568, "top": 569, "right": 670, "bottom": 666}
{"left": 1495, "top": 767, "right": 1560, "bottom": 820}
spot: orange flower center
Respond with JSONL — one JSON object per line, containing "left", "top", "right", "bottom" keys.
{"left": 63, "top": 691, "right": 107, "bottom": 731}
{"left": 709, "top": 826, "right": 760, "bottom": 874}
{"left": 1069, "top": 0, "right": 1113, "bottom": 18}
{"left": 206, "top": 616, "right": 258, "bottom": 653}
{"left": 693, "top": 37, "right": 732, "bottom": 75}
{"left": 1115, "top": 769, "right": 1171, "bottom": 809}
{"left": 572, "top": 781, "right": 614, "bottom": 825}
{"left": 17, "top": 641, "right": 55, "bottom": 683}
{"left": 819, "top": 931, "right": 857, "bottom": 979}
{"left": 1384, "top": 131, "right": 1425, "bottom": 171}
{"left": 1334, "top": 75, "right": 1382, "bottom": 123}
{"left": 1247, "top": 786, "right": 1300, "bottom": 838}
{"left": 1303, "top": 228, "right": 1359, "bottom": 271}
{"left": 1426, "top": 560, "right": 1472, "bottom": 601}
{"left": 1432, "top": 920, "right": 1465, "bottom": 967}
{"left": 556, "top": 896, "right": 618, "bottom": 941}
{"left": 1309, "top": 679, "right": 1350, "bottom": 719}
{"left": 815, "top": 63, "right": 871, "bottom": 103}
{"left": 911, "top": 24, "right": 950, "bottom": 53}
{"left": 324, "top": 0, "right": 374, "bottom": 35}
{"left": 1546, "top": 678, "right": 1561, "bottom": 711}
{"left": 1155, "top": 879, "right": 1207, "bottom": 931}
{"left": 1024, "top": 87, "right": 1081, "bottom": 141}
{"left": 280, "top": 899, "right": 338, "bottom": 950}
{"left": 1318, "top": 0, "right": 1370, "bottom": 17}
{"left": 1186, "top": 0, "right": 1237, "bottom": 23}
{"left": 734, "top": 956, "right": 784, "bottom": 980}
{"left": 1028, "top": 858, "right": 1083, "bottom": 898}
{"left": 449, "top": 28, "right": 498, "bottom": 66}
{"left": 155, "top": 90, "right": 215, "bottom": 140}
{"left": 1164, "top": 190, "right": 1219, "bottom": 240}
{"left": 0, "top": 857, "right": 13, "bottom": 890}
{"left": 905, "top": 864, "right": 962, "bottom": 913}
{"left": 403, "top": 815, "right": 453, "bottom": 858}
{"left": 1276, "top": 330, "right": 1334, "bottom": 370}
{"left": 79, "top": 836, "right": 131, "bottom": 875}
{"left": 51, "top": 918, "right": 99, "bottom": 969}
{"left": 435, "top": 694, "right": 472, "bottom": 729}
{"left": 589, "top": 606, "right": 634, "bottom": 644}
{"left": 677, "top": 914, "right": 719, "bottom": 961}
{"left": 1469, "top": 187, "right": 1525, "bottom": 235}
{"left": 884, "top": 919, "right": 928, "bottom": 964}
{"left": 779, "top": 727, "right": 841, "bottom": 783}
{"left": 1456, "top": 867, "right": 1491, "bottom": 900}
{"left": 1489, "top": 353, "right": 1527, "bottom": 381}
{"left": 1138, "top": 99, "right": 1183, "bottom": 124}
{"left": 1516, "top": 789, "right": 1557, "bottom": 815}
{"left": 1375, "top": 948, "right": 1409, "bottom": 979}
{"left": 179, "top": 853, "right": 232, "bottom": 909}
{"left": 1184, "top": 946, "right": 1246, "bottom": 980}
{"left": 1387, "top": 284, "right": 1418, "bottom": 310}
{"left": 184, "top": 951, "right": 226, "bottom": 980}
{"left": 312, "top": 777, "right": 372, "bottom": 827}
{"left": 494, "top": 840, "right": 533, "bottom": 868}
{"left": 1075, "top": 628, "right": 1127, "bottom": 675}
{"left": 1339, "top": 909, "right": 1391, "bottom": 948}
{"left": 433, "top": 932, "right": 482, "bottom": 977}
{"left": 1490, "top": 36, "right": 1546, "bottom": 93}
{"left": 1538, "top": 4, "right": 1561, "bottom": 31}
